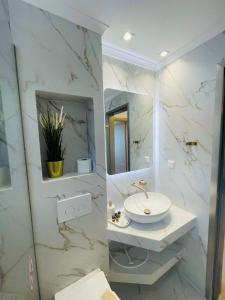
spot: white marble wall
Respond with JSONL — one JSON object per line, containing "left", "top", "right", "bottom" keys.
{"left": 6, "top": 1, "right": 224, "bottom": 298}
{"left": 103, "top": 56, "right": 156, "bottom": 210}
{"left": 103, "top": 42, "right": 221, "bottom": 298}
{"left": 156, "top": 33, "right": 225, "bottom": 297}
{"left": 9, "top": 0, "right": 107, "bottom": 299}
{"left": 0, "top": 0, "right": 39, "bottom": 299}
{"left": 103, "top": 56, "right": 193, "bottom": 299}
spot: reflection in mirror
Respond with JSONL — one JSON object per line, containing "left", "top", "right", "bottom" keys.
{"left": 0, "top": 91, "right": 11, "bottom": 187}
{"left": 105, "top": 89, "right": 153, "bottom": 175}
{"left": 106, "top": 104, "right": 129, "bottom": 174}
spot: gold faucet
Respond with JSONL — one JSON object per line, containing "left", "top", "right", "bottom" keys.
{"left": 131, "top": 180, "right": 149, "bottom": 199}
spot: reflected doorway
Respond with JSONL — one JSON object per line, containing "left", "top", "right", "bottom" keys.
{"left": 106, "top": 104, "right": 129, "bottom": 175}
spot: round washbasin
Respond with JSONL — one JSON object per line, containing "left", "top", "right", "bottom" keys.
{"left": 124, "top": 192, "right": 171, "bottom": 224}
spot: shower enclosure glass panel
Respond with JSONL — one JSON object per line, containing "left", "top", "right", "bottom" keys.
{"left": 0, "top": 91, "right": 11, "bottom": 188}
{"left": 0, "top": 0, "right": 39, "bottom": 299}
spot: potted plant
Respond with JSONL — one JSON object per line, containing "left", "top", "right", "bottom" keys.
{"left": 39, "top": 106, "right": 66, "bottom": 178}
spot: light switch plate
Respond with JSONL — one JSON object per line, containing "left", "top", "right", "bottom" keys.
{"left": 168, "top": 160, "right": 176, "bottom": 169}
{"left": 57, "top": 193, "right": 92, "bottom": 223}
{"left": 144, "top": 156, "right": 150, "bottom": 163}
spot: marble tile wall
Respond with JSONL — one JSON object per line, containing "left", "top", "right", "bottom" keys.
{"left": 103, "top": 56, "right": 156, "bottom": 209}
{"left": 105, "top": 91, "right": 153, "bottom": 171}
{"left": 0, "top": 0, "right": 39, "bottom": 299}
{"left": 9, "top": 0, "right": 107, "bottom": 299}
{"left": 6, "top": 1, "right": 225, "bottom": 298}
{"left": 157, "top": 33, "right": 225, "bottom": 297}
{"left": 103, "top": 36, "right": 224, "bottom": 298}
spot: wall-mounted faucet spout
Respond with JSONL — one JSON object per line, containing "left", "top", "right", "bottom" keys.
{"left": 131, "top": 180, "right": 149, "bottom": 199}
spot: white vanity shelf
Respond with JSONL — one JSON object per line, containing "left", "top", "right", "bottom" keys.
{"left": 109, "top": 243, "right": 183, "bottom": 285}
{"left": 107, "top": 205, "right": 196, "bottom": 285}
{"left": 107, "top": 205, "right": 196, "bottom": 252}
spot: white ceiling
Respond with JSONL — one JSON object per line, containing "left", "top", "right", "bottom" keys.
{"left": 68, "top": 0, "right": 225, "bottom": 66}
{"left": 23, "top": 0, "right": 225, "bottom": 68}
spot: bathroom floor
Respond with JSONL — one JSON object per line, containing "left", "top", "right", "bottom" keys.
{"left": 111, "top": 269, "right": 205, "bottom": 300}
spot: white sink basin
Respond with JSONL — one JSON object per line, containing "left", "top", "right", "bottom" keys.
{"left": 124, "top": 192, "right": 171, "bottom": 224}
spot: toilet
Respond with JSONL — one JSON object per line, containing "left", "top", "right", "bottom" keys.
{"left": 55, "top": 269, "right": 120, "bottom": 300}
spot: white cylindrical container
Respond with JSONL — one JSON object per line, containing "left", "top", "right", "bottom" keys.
{"left": 0, "top": 166, "right": 10, "bottom": 187}
{"left": 107, "top": 201, "right": 115, "bottom": 219}
{"left": 77, "top": 158, "right": 92, "bottom": 174}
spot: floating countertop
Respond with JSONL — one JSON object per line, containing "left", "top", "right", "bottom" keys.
{"left": 107, "top": 205, "right": 196, "bottom": 252}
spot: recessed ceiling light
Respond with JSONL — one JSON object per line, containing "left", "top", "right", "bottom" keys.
{"left": 160, "top": 50, "right": 169, "bottom": 57}
{"left": 123, "top": 32, "right": 134, "bottom": 41}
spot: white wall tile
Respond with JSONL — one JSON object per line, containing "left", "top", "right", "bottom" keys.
{"left": 9, "top": 1, "right": 107, "bottom": 299}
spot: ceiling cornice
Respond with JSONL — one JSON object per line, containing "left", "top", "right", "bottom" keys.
{"left": 102, "top": 41, "right": 162, "bottom": 72}
{"left": 103, "top": 19, "right": 225, "bottom": 72}
{"left": 160, "top": 20, "right": 225, "bottom": 67}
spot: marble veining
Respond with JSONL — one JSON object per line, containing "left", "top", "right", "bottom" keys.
{"left": 156, "top": 34, "right": 225, "bottom": 296}
{"left": 40, "top": 10, "right": 100, "bottom": 90}
{"left": 103, "top": 53, "right": 212, "bottom": 299}
{"left": 4, "top": 1, "right": 225, "bottom": 299}
{"left": 0, "top": 0, "right": 39, "bottom": 299}
{"left": 9, "top": 0, "right": 107, "bottom": 299}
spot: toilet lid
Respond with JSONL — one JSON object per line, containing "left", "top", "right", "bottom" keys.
{"left": 55, "top": 269, "right": 118, "bottom": 300}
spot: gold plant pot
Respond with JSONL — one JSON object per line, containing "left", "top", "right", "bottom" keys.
{"left": 47, "top": 160, "right": 63, "bottom": 178}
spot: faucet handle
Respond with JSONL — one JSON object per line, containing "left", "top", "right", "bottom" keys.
{"left": 138, "top": 180, "right": 147, "bottom": 186}
{"left": 131, "top": 180, "right": 147, "bottom": 187}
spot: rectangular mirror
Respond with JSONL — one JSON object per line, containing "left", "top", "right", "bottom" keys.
{"left": 105, "top": 89, "right": 153, "bottom": 175}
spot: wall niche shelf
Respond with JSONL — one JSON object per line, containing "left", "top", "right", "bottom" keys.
{"left": 109, "top": 242, "right": 183, "bottom": 285}
{"left": 43, "top": 171, "right": 95, "bottom": 183}
{"left": 36, "top": 91, "right": 96, "bottom": 180}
